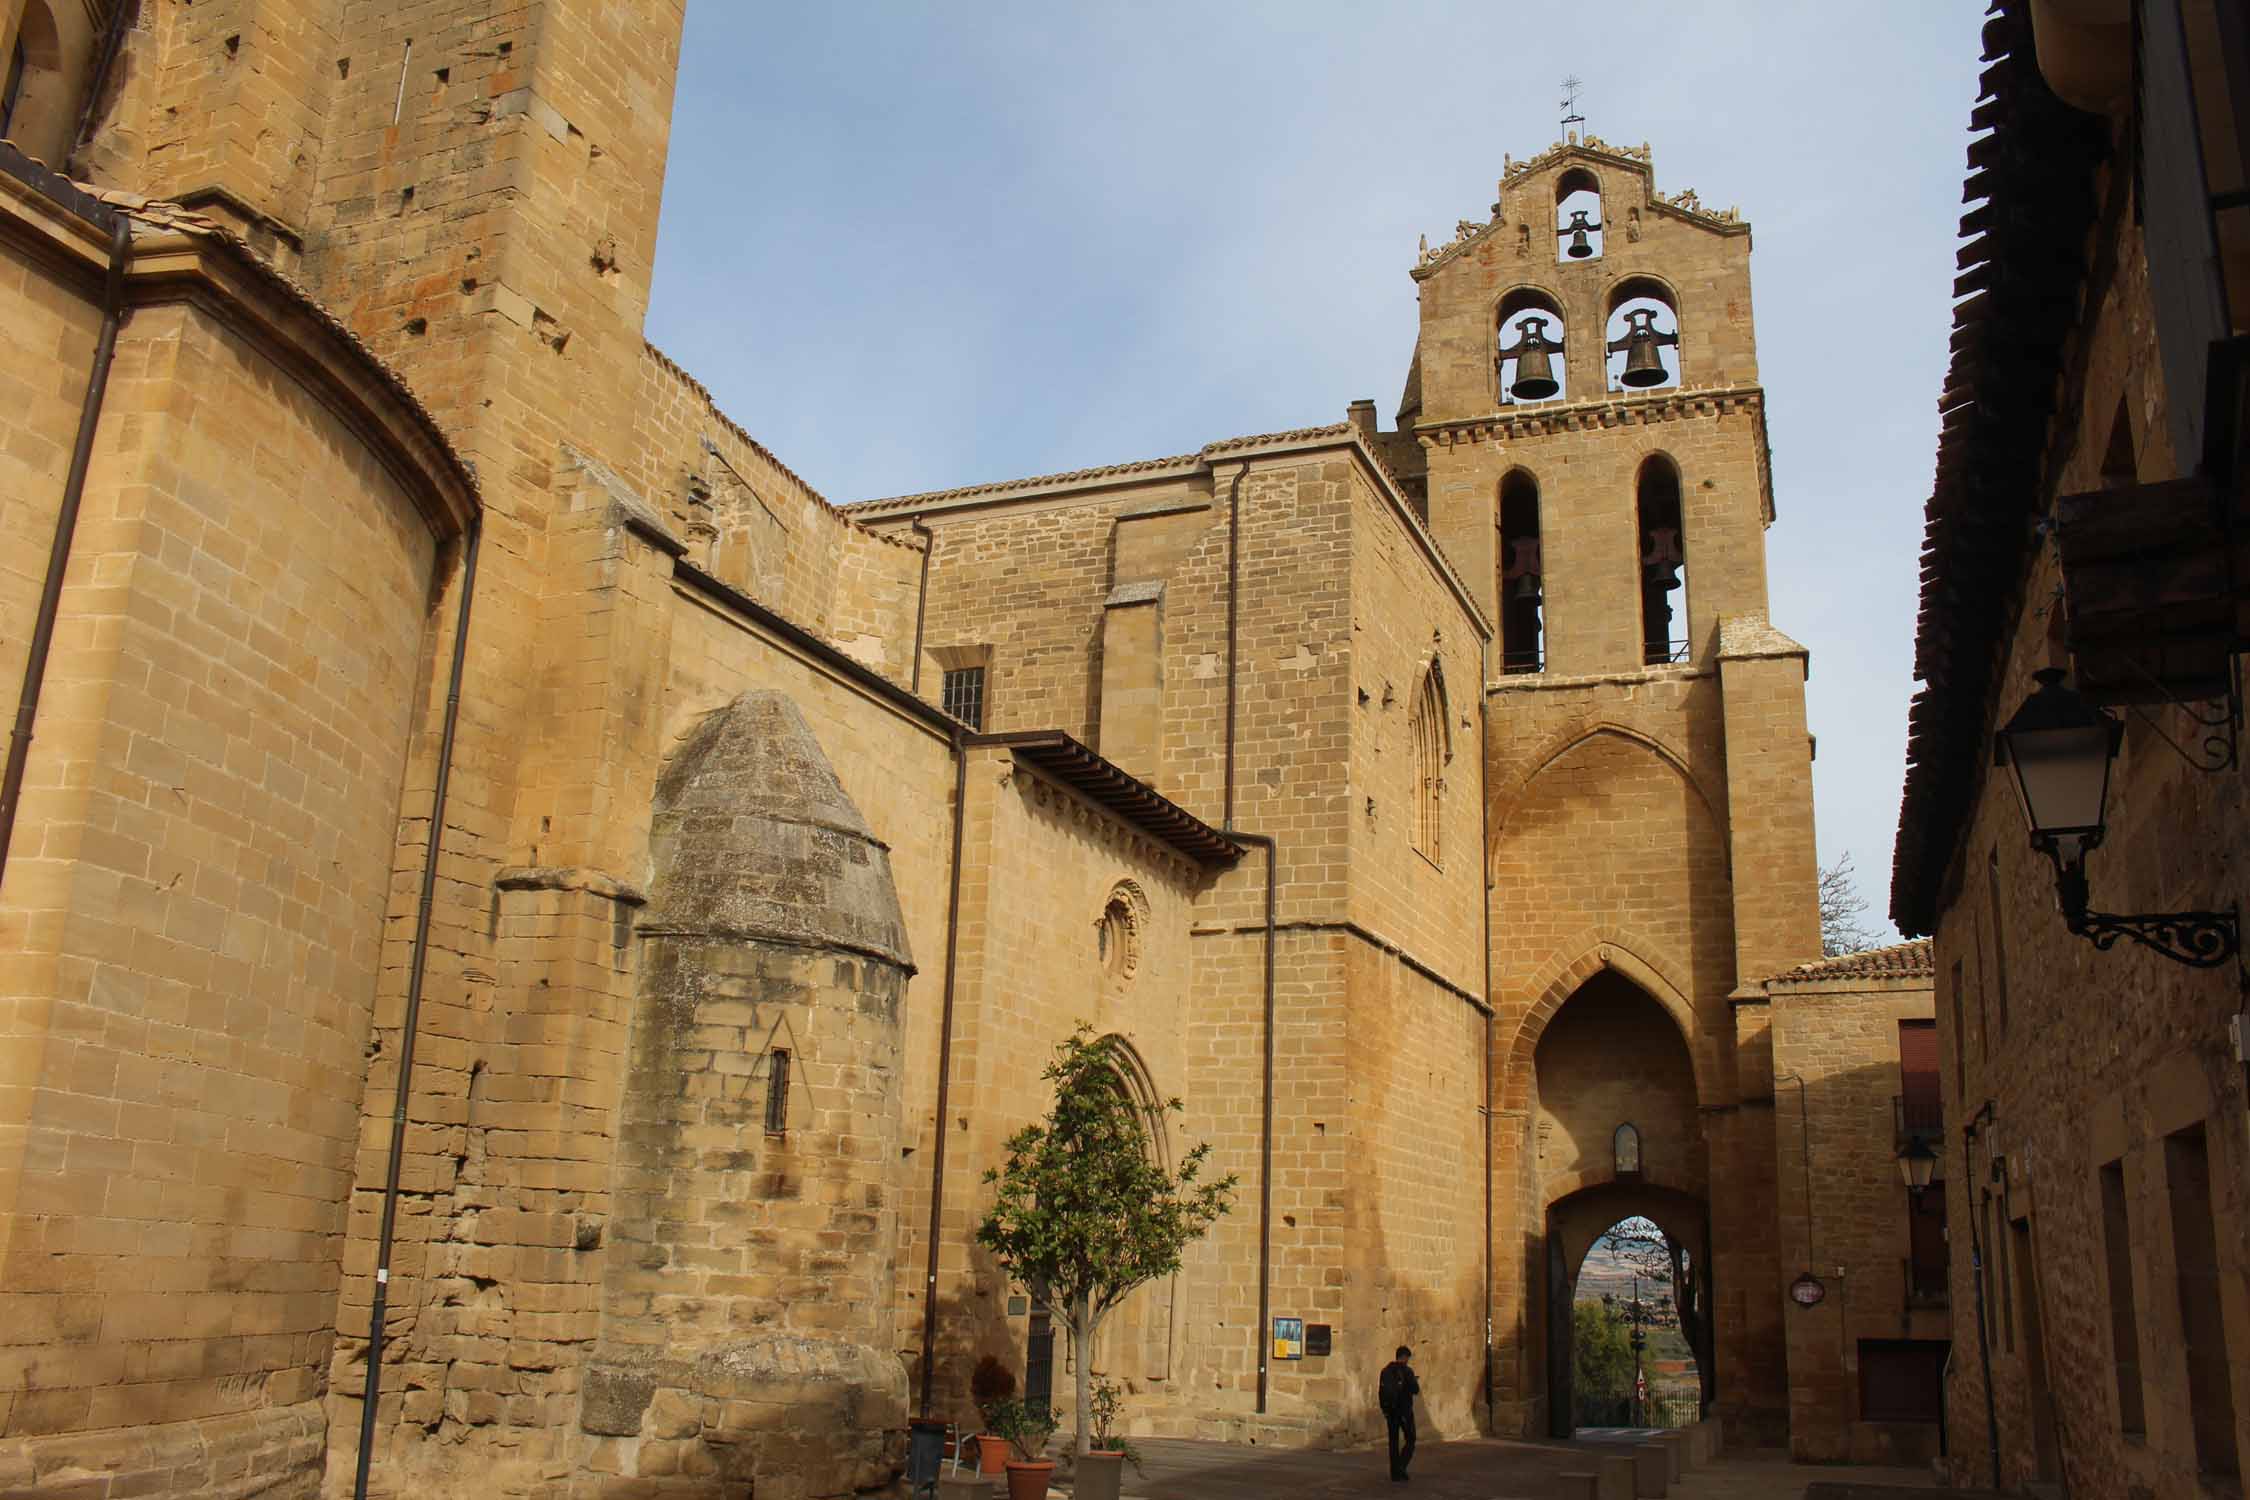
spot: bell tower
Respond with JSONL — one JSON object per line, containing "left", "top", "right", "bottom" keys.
{"left": 1413, "top": 139, "right": 1820, "bottom": 1446}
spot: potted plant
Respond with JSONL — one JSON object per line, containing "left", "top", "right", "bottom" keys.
{"left": 1074, "top": 1377, "right": 1143, "bottom": 1500}
{"left": 977, "top": 1027, "right": 1237, "bottom": 1466}
{"left": 984, "top": 1396, "right": 1059, "bottom": 1499}
{"left": 969, "top": 1355, "right": 1017, "bottom": 1475}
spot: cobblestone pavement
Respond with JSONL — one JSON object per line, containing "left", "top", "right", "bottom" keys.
{"left": 1099, "top": 1433, "right": 1939, "bottom": 1499}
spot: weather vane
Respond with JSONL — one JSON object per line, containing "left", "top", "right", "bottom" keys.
{"left": 1560, "top": 74, "right": 1586, "bottom": 139}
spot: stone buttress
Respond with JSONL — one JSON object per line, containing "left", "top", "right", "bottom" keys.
{"left": 579, "top": 692, "right": 912, "bottom": 1496}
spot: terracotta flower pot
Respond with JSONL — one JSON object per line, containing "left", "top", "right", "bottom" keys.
{"left": 1003, "top": 1459, "right": 1056, "bottom": 1500}
{"left": 1075, "top": 1449, "right": 1126, "bottom": 1500}
{"left": 976, "top": 1433, "right": 1011, "bottom": 1475}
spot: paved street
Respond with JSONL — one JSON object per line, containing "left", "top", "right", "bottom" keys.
{"left": 1098, "top": 1434, "right": 1939, "bottom": 1499}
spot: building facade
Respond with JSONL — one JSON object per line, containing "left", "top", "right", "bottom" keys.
{"left": 0, "top": 3, "right": 1902, "bottom": 1495}
{"left": 1893, "top": 1, "right": 2250, "bottom": 1497}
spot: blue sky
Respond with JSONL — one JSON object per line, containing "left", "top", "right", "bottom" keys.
{"left": 647, "top": 4, "right": 1989, "bottom": 939}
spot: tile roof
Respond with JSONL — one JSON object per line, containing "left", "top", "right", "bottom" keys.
{"left": 1767, "top": 938, "right": 1936, "bottom": 985}
{"left": 1890, "top": 0, "right": 2109, "bottom": 935}
{"left": 841, "top": 423, "right": 1358, "bottom": 515}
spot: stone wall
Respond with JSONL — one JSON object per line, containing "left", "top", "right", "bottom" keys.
{"left": 1922, "top": 184, "right": 2250, "bottom": 1500}
{"left": 0, "top": 273, "right": 454, "bottom": 1490}
{"left": 1765, "top": 948, "right": 1945, "bottom": 1465}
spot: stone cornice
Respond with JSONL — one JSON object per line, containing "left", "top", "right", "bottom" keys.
{"left": 0, "top": 146, "right": 479, "bottom": 540}
{"left": 1414, "top": 384, "right": 1776, "bottom": 526}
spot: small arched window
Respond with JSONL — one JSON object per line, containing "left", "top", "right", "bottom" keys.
{"left": 1614, "top": 1122, "right": 1642, "bottom": 1176}
{"left": 1636, "top": 456, "right": 1687, "bottom": 665}
{"left": 1555, "top": 168, "right": 1603, "bottom": 263}
{"left": 1409, "top": 662, "right": 1449, "bottom": 862}
{"left": 1499, "top": 470, "right": 1543, "bottom": 675}
{"left": 1496, "top": 288, "right": 1567, "bottom": 406}
{"left": 1605, "top": 277, "right": 1682, "bottom": 393}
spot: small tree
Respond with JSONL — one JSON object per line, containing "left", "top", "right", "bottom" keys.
{"left": 977, "top": 1027, "right": 1238, "bottom": 1458}
{"left": 1819, "top": 851, "right": 1882, "bottom": 957}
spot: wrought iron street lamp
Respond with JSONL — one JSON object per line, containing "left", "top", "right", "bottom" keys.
{"left": 1994, "top": 668, "right": 2239, "bottom": 966}
{"left": 1895, "top": 1137, "right": 1937, "bottom": 1196}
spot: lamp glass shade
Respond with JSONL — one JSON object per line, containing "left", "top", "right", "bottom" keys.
{"left": 1897, "top": 1141, "right": 1938, "bottom": 1191}
{"left": 1995, "top": 669, "right": 2121, "bottom": 845}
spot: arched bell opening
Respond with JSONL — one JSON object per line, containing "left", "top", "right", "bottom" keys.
{"left": 1498, "top": 469, "right": 1544, "bottom": 675}
{"left": 1497, "top": 288, "right": 1568, "bottom": 406}
{"left": 1555, "top": 167, "right": 1604, "bottom": 263}
{"left": 1, "top": 0, "right": 99, "bottom": 168}
{"left": 1605, "top": 277, "right": 1682, "bottom": 393}
{"left": 1634, "top": 455, "right": 1688, "bottom": 665}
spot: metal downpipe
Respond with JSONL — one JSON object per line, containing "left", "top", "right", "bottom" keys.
{"left": 353, "top": 515, "right": 482, "bottom": 1500}
{"left": 1217, "top": 462, "right": 1279, "bottom": 1416}
{"left": 0, "top": 213, "right": 131, "bottom": 884}
{"left": 916, "top": 729, "right": 969, "bottom": 1413}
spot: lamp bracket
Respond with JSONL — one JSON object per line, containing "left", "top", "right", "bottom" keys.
{"left": 2116, "top": 652, "right": 2240, "bottom": 773}
{"left": 2070, "top": 904, "right": 2241, "bottom": 968}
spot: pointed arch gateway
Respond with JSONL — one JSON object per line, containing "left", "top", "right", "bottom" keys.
{"left": 1506, "top": 960, "right": 1715, "bottom": 1438}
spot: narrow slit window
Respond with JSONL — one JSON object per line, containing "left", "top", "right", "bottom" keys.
{"left": 2100, "top": 1159, "right": 2145, "bottom": 1434}
{"left": 764, "top": 1048, "right": 791, "bottom": 1134}
{"left": 2168, "top": 1124, "right": 2238, "bottom": 1477}
{"left": 941, "top": 665, "right": 985, "bottom": 730}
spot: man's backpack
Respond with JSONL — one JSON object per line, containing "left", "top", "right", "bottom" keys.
{"left": 1378, "top": 1361, "right": 1409, "bottom": 1416}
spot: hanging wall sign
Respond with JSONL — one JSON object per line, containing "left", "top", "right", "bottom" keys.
{"left": 1271, "top": 1316, "right": 1304, "bottom": 1360}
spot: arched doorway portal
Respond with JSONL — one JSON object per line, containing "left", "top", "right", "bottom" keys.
{"left": 1544, "top": 1183, "right": 1712, "bottom": 1437}
{"left": 1565, "top": 1216, "right": 1707, "bottom": 1430}
{"left": 1528, "top": 968, "right": 1712, "bottom": 1437}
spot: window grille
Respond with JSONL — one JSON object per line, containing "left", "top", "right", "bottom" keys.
{"left": 941, "top": 666, "right": 985, "bottom": 730}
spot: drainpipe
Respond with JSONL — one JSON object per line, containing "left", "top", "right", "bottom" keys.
{"left": 0, "top": 214, "right": 131, "bottom": 884}
{"left": 917, "top": 727, "right": 969, "bottom": 1414}
{"left": 1217, "top": 462, "right": 1281, "bottom": 1416}
{"left": 1479, "top": 635, "right": 1495, "bottom": 1435}
{"left": 354, "top": 515, "right": 482, "bottom": 1500}
{"left": 1963, "top": 1106, "right": 2002, "bottom": 1491}
{"left": 910, "top": 519, "right": 934, "bottom": 694}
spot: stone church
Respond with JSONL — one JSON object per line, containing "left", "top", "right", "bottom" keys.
{"left": 0, "top": 2, "right": 1933, "bottom": 1495}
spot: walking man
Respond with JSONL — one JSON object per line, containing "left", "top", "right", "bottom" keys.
{"left": 1378, "top": 1344, "right": 1419, "bottom": 1481}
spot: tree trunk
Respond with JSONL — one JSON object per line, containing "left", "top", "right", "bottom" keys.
{"left": 1074, "top": 1290, "right": 1097, "bottom": 1456}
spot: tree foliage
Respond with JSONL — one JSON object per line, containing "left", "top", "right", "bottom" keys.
{"left": 976, "top": 1027, "right": 1238, "bottom": 1456}
{"left": 1573, "top": 1300, "right": 1633, "bottom": 1397}
{"left": 1820, "top": 850, "right": 1883, "bottom": 957}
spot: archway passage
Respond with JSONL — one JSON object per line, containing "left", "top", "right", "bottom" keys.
{"left": 1545, "top": 1186, "right": 1713, "bottom": 1439}
{"left": 1570, "top": 1217, "right": 1705, "bottom": 1431}
{"left": 1529, "top": 969, "right": 1712, "bottom": 1438}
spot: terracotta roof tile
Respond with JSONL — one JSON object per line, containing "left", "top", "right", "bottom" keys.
{"left": 1767, "top": 938, "right": 1935, "bottom": 985}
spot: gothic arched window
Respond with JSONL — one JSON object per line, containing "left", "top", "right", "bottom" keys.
{"left": 1409, "top": 662, "right": 1449, "bottom": 862}
{"left": 1636, "top": 455, "right": 1687, "bottom": 665}
{"left": 1499, "top": 469, "right": 1543, "bottom": 675}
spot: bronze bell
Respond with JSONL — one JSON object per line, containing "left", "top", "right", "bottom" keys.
{"left": 1563, "top": 209, "right": 1600, "bottom": 259}
{"left": 1499, "top": 315, "right": 1563, "bottom": 401}
{"left": 1503, "top": 538, "right": 1543, "bottom": 603}
{"left": 1607, "top": 308, "right": 1680, "bottom": 389}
